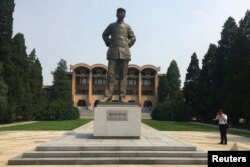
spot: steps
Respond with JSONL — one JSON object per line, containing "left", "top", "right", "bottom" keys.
{"left": 8, "top": 145, "right": 207, "bottom": 165}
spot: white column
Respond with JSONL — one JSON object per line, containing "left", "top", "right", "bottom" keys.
{"left": 72, "top": 70, "right": 76, "bottom": 106}
{"left": 138, "top": 72, "right": 142, "bottom": 107}
{"left": 88, "top": 71, "right": 93, "bottom": 109}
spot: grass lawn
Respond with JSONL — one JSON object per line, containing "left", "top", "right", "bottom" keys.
{"left": 142, "top": 120, "right": 218, "bottom": 131}
{"left": 142, "top": 120, "right": 250, "bottom": 138}
{"left": 0, "top": 119, "right": 92, "bottom": 131}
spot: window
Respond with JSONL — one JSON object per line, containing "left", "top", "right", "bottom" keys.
{"left": 79, "top": 78, "right": 88, "bottom": 85}
{"left": 127, "top": 90, "right": 138, "bottom": 95}
{"left": 128, "top": 70, "right": 135, "bottom": 75}
{"left": 93, "top": 89, "right": 105, "bottom": 95}
{"left": 96, "top": 70, "right": 103, "bottom": 75}
{"left": 94, "top": 78, "right": 106, "bottom": 85}
{"left": 78, "top": 77, "right": 88, "bottom": 84}
{"left": 128, "top": 79, "right": 137, "bottom": 85}
{"left": 76, "top": 68, "right": 88, "bottom": 74}
{"left": 145, "top": 70, "right": 151, "bottom": 76}
{"left": 76, "top": 89, "right": 88, "bottom": 95}
{"left": 142, "top": 90, "right": 154, "bottom": 95}
{"left": 142, "top": 79, "right": 153, "bottom": 86}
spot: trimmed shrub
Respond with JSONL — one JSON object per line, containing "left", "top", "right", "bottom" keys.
{"left": 35, "top": 99, "right": 79, "bottom": 120}
{"left": 151, "top": 100, "right": 191, "bottom": 121}
{"left": 151, "top": 100, "right": 173, "bottom": 120}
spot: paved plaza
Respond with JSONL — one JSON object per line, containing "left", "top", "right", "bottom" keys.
{"left": 1, "top": 121, "right": 250, "bottom": 166}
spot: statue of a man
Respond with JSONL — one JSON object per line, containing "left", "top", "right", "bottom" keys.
{"left": 101, "top": 8, "right": 136, "bottom": 102}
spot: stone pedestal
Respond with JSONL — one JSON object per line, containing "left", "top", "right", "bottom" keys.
{"left": 93, "top": 103, "right": 141, "bottom": 138}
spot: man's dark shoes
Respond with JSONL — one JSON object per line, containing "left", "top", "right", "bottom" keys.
{"left": 218, "top": 142, "right": 223, "bottom": 144}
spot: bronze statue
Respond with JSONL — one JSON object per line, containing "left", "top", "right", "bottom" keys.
{"left": 101, "top": 8, "right": 136, "bottom": 102}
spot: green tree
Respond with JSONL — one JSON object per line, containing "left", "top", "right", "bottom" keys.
{"left": 152, "top": 60, "right": 191, "bottom": 121}
{"left": 166, "top": 60, "right": 182, "bottom": 101}
{"left": 183, "top": 53, "right": 200, "bottom": 116}
{"left": 0, "top": 0, "right": 15, "bottom": 123}
{"left": 211, "top": 17, "right": 238, "bottom": 112}
{"left": 28, "top": 49, "right": 43, "bottom": 116}
{"left": 36, "top": 59, "right": 79, "bottom": 120}
{"left": 224, "top": 10, "right": 250, "bottom": 124}
{"left": 157, "top": 74, "right": 168, "bottom": 102}
{"left": 51, "top": 59, "right": 71, "bottom": 101}
{"left": 0, "top": 0, "right": 14, "bottom": 42}
{"left": 11, "top": 33, "right": 32, "bottom": 120}
{"left": 0, "top": 63, "right": 8, "bottom": 123}
{"left": 196, "top": 44, "right": 217, "bottom": 122}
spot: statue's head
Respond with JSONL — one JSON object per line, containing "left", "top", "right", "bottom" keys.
{"left": 116, "top": 8, "right": 126, "bottom": 21}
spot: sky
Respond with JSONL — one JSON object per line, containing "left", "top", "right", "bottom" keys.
{"left": 13, "top": 0, "right": 250, "bottom": 86}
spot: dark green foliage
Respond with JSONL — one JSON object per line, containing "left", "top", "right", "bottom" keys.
{"left": 211, "top": 17, "right": 238, "bottom": 113}
{"left": 0, "top": 0, "right": 15, "bottom": 43}
{"left": 36, "top": 59, "right": 79, "bottom": 120}
{"left": 224, "top": 10, "right": 250, "bottom": 124}
{"left": 151, "top": 100, "right": 191, "bottom": 121}
{"left": 50, "top": 59, "right": 71, "bottom": 101}
{"left": 35, "top": 99, "right": 79, "bottom": 121}
{"left": 0, "top": 0, "right": 15, "bottom": 123}
{"left": 28, "top": 49, "right": 43, "bottom": 116}
{"left": 166, "top": 60, "right": 182, "bottom": 100}
{"left": 188, "top": 11, "right": 250, "bottom": 124}
{"left": 0, "top": 0, "right": 44, "bottom": 123}
{"left": 157, "top": 74, "right": 168, "bottom": 102}
{"left": 0, "top": 63, "right": 8, "bottom": 122}
{"left": 10, "top": 33, "right": 33, "bottom": 121}
{"left": 183, "top": 53, "right": 200, "bottom": 116}
{"left": 151, "top": 100, "right": 173, "bottom": 120}
{"left": 153, "top": 60, "right": 189, "bottom": 121}
{"left": 174, "top": 101, "right": 192, "bottom": 121}
{"left": 195, "top": 44, "right": 217, "bottom": 122}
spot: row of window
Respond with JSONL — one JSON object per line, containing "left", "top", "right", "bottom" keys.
{"left": 76, "top": 77, "right": 154, "bottom": 86}
{"left": 75, "top": 68, "right": 155, "bottom": 76}
{"left": 75, "top": 89, "right": 154, "bottom": 95}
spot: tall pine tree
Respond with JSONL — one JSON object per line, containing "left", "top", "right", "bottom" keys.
{"left": 157, "top": 74, "right": 168, "bottom": 102}
{"left": 166, "top": 60, "right": 182, "bottom": 101}
{"left": 196, "top": 44, "right": 217, "bottom": 122}
{"left": 224, "top": 10, "right": 250, "bottom": 124}
{"left": 0, "top": 0, "right": 15, "bottom": 53}
{"left": 183, "top": 53, "right": 200, "bottom": 116}
{"left": 11, "top": 33, "right": 32, "bottom": 120}
{"left": 152, "top": 60, "right": 187, "bottom": 121}
{"left": 51, "top": 59, "right": 71, "bottom": 101}
{"left": 28, "top": 49, "right": 43, "bottom": 115}
{"left": 211, "top": 17, "right": 238, "bottom": 112}
{"left": 0, "top": 63, "right": 8, "bottom": 123}
{"left": 35, "top": 59, "right": 79, "bottom": 120}
{"left": 0, "top": 0, "right": 15, "bottom": 123}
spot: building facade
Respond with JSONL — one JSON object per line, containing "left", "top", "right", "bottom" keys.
{"left": 69, "top": 63, "right": 161, "bottom": 110}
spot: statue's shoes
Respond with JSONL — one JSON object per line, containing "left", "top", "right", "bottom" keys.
{"left": 100, "top": 97, "right": 112, "bottom": 102}
{"left": 120, "top": 97, "right": 127, "bottom": 103}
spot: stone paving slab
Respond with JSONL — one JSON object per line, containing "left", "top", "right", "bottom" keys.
{"left": 1, "top": 121, "right": 250, "bottom": 167}
{"left": 39, "top": 131, "right": 194, "bottom": 148}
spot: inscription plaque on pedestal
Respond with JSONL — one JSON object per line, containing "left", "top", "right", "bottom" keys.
{"left": 107, "top": 110, "right": 128, "bottom": 121}
{"left": 94, "top": 104, "right": 141, "bottom": 138}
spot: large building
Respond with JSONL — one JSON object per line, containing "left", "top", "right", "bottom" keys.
{"left": 67, "top": 63, "right": 161, "bottom": 110}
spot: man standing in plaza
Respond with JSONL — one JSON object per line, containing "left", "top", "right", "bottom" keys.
{"left": 101, "top": 8, "right": 136, "bottom": 102}
{"left": 215, "top": 109, "right": 228, "bottom": 145}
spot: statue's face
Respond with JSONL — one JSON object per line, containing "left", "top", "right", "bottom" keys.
{"left": 116, "top": 10, "right": 125, "bottom": 21}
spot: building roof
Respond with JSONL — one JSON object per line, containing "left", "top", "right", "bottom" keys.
{"left": 70, "top": 63, "right": 160, "bottom": 72}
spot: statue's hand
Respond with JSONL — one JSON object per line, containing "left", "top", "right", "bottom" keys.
{"left": 105, "top": 41, "right": 110, "bottom": 47}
